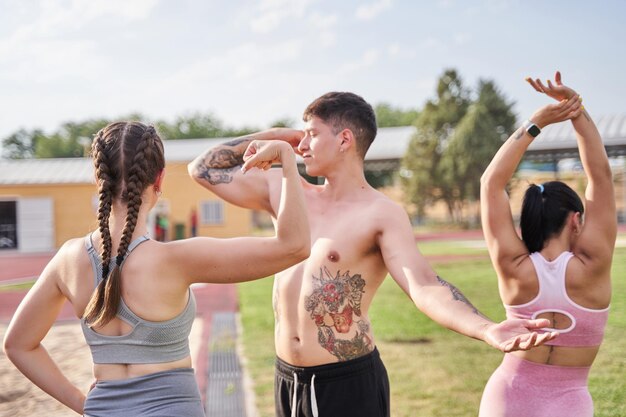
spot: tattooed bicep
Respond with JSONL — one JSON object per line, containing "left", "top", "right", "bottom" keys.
{"left": 206, "top": 149, "right": 244, "bottom": 168}
{"left": 196, "top": 165, "right": 240, "bottom": 185}
{"left": 225, "top": 137, "right": 253, "bottom": 147}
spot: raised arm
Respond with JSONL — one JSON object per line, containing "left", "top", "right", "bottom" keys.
{"left": 377, "top": 201, "right": 556, "bottom": 352}
{"left": 176, "top": 140, "right": 310, "bottom": 284}
{"left": 527, "top": 72, "right": 616, "bottom": 261}
{"left": 480, "top": 94, "right": 583, "bottom": 272}
{"left": 188, "top": 128, "right": 304, "bottom": 214}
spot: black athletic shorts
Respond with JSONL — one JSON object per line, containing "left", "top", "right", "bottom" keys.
{"left": 275, "top": 347, "right": 390, "bottom": 417}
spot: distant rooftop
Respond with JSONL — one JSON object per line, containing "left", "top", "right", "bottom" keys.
{"left": 0, "top": 158, "right": 94, "bottom": 185}
{"left": 526, "top": 114, "right": 626, "bottom": 160}
{"left": 0, "top": 127, "right": 415, "bottom": 185}
{"left": 1, "top": 119, "right": 624, "bottom": 186}
{"left": 161, "top": 126, "right": 416, "bottom": 162}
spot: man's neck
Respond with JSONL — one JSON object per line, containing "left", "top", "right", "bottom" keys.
{"left": 317, "top": 164, "right": 371, "bottom": 201}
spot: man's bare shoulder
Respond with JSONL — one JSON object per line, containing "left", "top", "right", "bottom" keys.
{"left": 362, "top": 190, "right": 411, "bottom": 226}
{"left": 368, "top": 189, "right": 406, "bottom": 212}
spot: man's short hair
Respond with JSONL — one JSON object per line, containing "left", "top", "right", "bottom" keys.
{"left": 303, "top": 92, "right": 377, "bottom": 158}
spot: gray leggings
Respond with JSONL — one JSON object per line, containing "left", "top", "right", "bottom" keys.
{"left": 84, "top": 368, "right": 204, "bottom": 417}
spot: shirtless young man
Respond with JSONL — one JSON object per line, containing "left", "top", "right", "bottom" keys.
{"left": 189, "top": 92, "right": 556, "bottom": 417}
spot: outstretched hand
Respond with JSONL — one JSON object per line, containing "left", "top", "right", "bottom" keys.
{"left": 242, "top": 140, "right": 292, "bottom": 173}
{"left": 483, "top": 319, "right": 558, "bottom": 353}
{"left": 526, "top": 71, "right": 578, "bottom": 102}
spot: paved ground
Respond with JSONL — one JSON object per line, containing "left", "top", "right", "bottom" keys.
{"left": 1, "top": 226, "right": 623, "bottom": 416}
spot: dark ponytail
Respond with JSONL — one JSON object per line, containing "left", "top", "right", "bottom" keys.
{"left": 520, "top": 181, "right": 584, "bottom": 253}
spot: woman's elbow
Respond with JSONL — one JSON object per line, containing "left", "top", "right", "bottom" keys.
{"left": 3, "top": 333, "right": 23, "bottom": 363}
{"left": 480, "top": 171, "right": 493, "bottom": 187}
{"left": 480, "top": 172, "right": 503, "bottom": 195}
{"left": 281, "top": 238, "right": 310, "bottom": 265}
{"left": 291, "top": 240, "right": 311, "bottom": 263}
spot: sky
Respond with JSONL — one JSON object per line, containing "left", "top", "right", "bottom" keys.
{"left": 1, "top": 0, "right": 625, "bottom": 141}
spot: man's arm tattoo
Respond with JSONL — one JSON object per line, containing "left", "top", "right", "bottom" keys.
{"left": 436, "top": 275, "right": 487, "bottom": 318}
{"left": 192, "top": 137, "right": 253, "bottom": 185}
{"left": 195, "top": 165, "right": 240, "bottom": 185}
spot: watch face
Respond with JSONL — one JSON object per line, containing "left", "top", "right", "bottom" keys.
{"left": 527, "top": 124, "right": 541, "bottom": 137}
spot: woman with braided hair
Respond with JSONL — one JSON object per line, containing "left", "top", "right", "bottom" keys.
{"left": 3, "top": 121, "right": 310, "bottom": 416}
{"left": 479, "top": 72, "right": 616, "bottom": 416}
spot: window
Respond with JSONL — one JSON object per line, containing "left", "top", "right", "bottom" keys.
{"left": 0, "top": 200, "right": 18, "bottom": 250}
{"left": 200, "top": 200, "right": 224, "bottom": 225}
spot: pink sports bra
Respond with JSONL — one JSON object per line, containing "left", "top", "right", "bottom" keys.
{"left": 504, "top": 251, "right": 609, "bottom": 347}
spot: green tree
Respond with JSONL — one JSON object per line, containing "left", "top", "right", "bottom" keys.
{"left": 38, "top": 119, "right": 111, "bottom": 158}
{"left": 156, "top": 112, "right": 257, "bottom": 139}
{"left": 2, "top": 129, "right": 44, "bottom": 159}
{"left": 374, "top": 103, "right": 419, "bottom": 127}
{"left": 2, "top": 112, "right": 258, "bottom": 159}
{"left": 155, "top": 112, "right": 224, "bottom": 139}
{"left": 269, "top": 117, "right": 296, "bottom": 128}
{"left": 440, "top": 80, "right": 516, "bottom": 223}
{"left": 400, "top": 69, "right": 470, "bottom": 221}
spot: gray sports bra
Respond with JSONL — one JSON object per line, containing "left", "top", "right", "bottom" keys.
{"left": 80, "top": 233, "right": 196, "bottom": 364}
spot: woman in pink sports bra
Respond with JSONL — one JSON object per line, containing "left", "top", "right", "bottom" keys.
{"left": 479, "top": 72, "right": 616, "bottom": 417}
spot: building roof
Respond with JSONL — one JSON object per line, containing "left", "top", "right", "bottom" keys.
{"left": 161, "top": 126, "right": 416, "bottom": 162}
{"left": 0, "top": 127, "right": 416, "bottom": 185}
{"left": 0, "top": 158, "right": 95, "bottom": 185}
{"left": 526, "top": 114, "right": 626, "bottom": 160}
{"left": 2, "top": 118, "right": 624, "bottom": 186}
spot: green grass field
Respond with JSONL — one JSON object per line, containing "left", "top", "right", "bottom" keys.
{"left": 0, "top": 280, "right": 35, "bottom": 292}
{"left": 238, "top": 242, "right": 626, "bottom": 417}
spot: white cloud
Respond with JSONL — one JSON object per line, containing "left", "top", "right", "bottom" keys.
{"left": 387, "top": 43, "right": 416, "bottom": 59}
{"left": 249, "top": 0, "right": 314, "bottom": 34}
{"left": 484, "top": 0, "right": 521, "bottom": 12}
{"left": 338, "top": 49, "right": 380, "bottom": 75}
{"left": 355, "top": 0, "right": 392, "bottom": 21}
{"left": 0, "top": 0, "right": 158, "bottom": 82}
{"left": 156, "top": 39, "right": 305, "bottom": 91}
{"left": 308, "top": 12, "right": 337, "bottom": 30}
{"left": 308, "top": 12, "right": 338, "bottom": 48}
{"left": 6, "top": 0, "right": 157, "bottom": 39}
{"left": 419, "top": 37, "right": 445, "bottom": 49}
{"left": 454, "top": 32, "right": 471, "bottom": 46}
{"left": 0, "top": 39, "right": 104, "bottom": 83}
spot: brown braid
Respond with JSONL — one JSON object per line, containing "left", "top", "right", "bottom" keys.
{"left": 84, "top": 128, "right": 117, "bottom": 325}
{"left": 84, "top": 122, "right": 165, "bottom": 327}
{"left": 93, "top": 130, "right": 114, "bottom": 278}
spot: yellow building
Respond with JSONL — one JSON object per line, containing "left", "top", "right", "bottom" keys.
{"left": 0, "top": 128, "right": 417, "bottom": 253}
{"left": 0, "top": 138, "right": 251, "bottom": 253}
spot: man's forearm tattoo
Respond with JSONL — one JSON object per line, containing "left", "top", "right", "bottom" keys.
{"left": 194, "top": 137, "right": 252, "bottom": 185}
{"left": 436, "top": 275, "right": 485, "bottom": 317}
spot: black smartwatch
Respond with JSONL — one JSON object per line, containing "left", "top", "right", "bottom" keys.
{"left": 522, "top": 120, "right": 541, "bottom": 137}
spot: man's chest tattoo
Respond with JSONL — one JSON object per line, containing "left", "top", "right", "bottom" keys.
{"left": 304, "top": 267, "right": 372, "bottom": 361}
